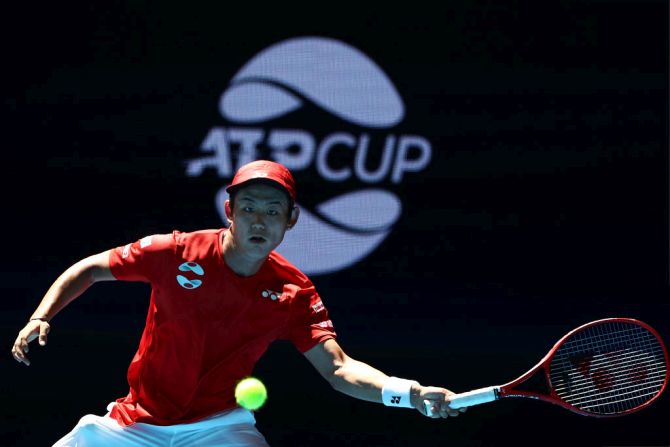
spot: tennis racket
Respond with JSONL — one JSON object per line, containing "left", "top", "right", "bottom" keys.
{"left": 425, "top": 318, "right": 668, "bottom": 417}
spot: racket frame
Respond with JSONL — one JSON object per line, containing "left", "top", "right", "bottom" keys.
{"left": 439, "top": 318, "right": 669, "bottom": 417}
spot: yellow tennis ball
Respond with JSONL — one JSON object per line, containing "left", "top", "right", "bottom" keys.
{"left": 235, "top": 377, "right": 267, "bottom": 411}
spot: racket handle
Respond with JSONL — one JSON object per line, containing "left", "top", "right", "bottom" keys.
{"left": 449, "top": 386, "right": 498, "bottom": 408}
{"left": 423, "top": 386, "right": 499, "bottom": 416}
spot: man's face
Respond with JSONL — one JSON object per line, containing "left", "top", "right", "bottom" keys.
{"left": 228, "top": 183, "right": 294, "bottom": 258}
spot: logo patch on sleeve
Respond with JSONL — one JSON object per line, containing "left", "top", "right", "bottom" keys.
{"left": 122, "top": 243, "right": 132, "bottom": 259}
{"left": 140, "top": 235, "right": 153, "bottom": 248}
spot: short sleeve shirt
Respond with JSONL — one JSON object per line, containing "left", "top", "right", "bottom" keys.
{"left": 107, "top": 229, "right": 336, "bottom": 426}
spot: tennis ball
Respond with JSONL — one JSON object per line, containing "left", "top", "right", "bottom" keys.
{"left": 235, "top": 377, "right": 267, "bottom": 411}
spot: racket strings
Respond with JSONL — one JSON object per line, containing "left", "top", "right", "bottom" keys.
{"left": 554, "top": 376, "right": 665, "bottom": 405}
{"left": 553, "top": 366, "right": 666, "bottom": 393}
{"left": 553, "top": 350, "right": 666, "bottom": 385}
{"left": 548, "top": 321, "right": 667, "bottom": 415}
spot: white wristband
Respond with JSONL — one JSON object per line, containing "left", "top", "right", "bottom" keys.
{"left": 382, "top": 377, "right": 418, "bottom": 408}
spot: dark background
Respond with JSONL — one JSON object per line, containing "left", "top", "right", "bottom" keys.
{"left": 1, "top": 1, "right": 668, "bottom": 446}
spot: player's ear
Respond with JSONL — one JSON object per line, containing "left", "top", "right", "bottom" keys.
{"left": 224, "top": 200, "right": 233, "bottom": 222}
{"left": 287, "top": 205, "right": 300, "bottom": 230}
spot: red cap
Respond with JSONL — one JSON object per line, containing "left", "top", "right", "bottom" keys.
{"left": 226, "top": 160, "right": 296, "bottom": 202}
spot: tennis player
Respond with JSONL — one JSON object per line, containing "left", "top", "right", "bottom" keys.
{"left": 12, "top": 160, "right": 465, "bottom": 446}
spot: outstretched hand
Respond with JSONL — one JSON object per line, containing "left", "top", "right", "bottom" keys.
{"left": 411, "top": 385, "right": 467, "bottom": 418}
{"left": 12, "top": 320, "right": 50, "bottom": 366}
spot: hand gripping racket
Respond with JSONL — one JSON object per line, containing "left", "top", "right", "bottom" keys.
{"left": 425, "top": 318, "right": 669, "bottom": 417}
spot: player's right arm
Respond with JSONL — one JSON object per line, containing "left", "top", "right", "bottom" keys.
{"left": 11, "top": 250, "right": 115, "bottom": 366}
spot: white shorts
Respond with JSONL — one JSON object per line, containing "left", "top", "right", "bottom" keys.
{"left": 52, "top": 404, "right": 270, "bottom": 447}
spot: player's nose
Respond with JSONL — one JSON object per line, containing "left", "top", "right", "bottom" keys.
{"left": 251, "top": 213, "right": 266, "bottom": 230}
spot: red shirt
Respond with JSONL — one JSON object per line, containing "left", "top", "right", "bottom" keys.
{"left": 107, "top": 229, "right": 336, "bottom": 426}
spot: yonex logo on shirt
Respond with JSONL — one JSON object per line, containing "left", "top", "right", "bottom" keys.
{"left": 317, "top": 320, "right": 333, "bottom": 329}
{"left": 261, "top": 289, "right": 281, "bottom": 301}
{"left": 176, "top": 261, "right": 204, "bottom": 290}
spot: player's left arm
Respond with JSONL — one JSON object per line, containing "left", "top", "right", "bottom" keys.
{"left": 304, "top": 338, "right": 462, "bottom": 418}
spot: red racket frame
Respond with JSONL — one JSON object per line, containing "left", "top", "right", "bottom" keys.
{"left": 495, "top": 317, "right": 669, "bottom": 417}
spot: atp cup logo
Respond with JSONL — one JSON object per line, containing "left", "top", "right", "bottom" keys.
{"left": 186, "top": 37, "right": 432, "bottom": 275}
